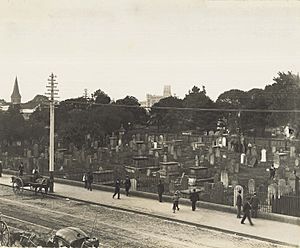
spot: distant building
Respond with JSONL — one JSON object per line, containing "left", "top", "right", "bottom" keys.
{"left": 140, "top": 85, "right": 172, "bottom": 108}
{"left": 0, "top": 77, "right": 49, "bottom": 119}
{"left": 11, "top": 76, "right": 21, "bottom": 104}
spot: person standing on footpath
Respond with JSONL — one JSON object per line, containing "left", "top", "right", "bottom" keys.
{"left": 172, "top": 190, "right": 180, "bottom": 213}
{"left": 236, "top": 190, "right": 242, "bottom": 218}
{"left": 87, "top": 171, "right": 93, "bottom": 191}
{"left": 19, "top": 162, "right": 24, "bottom": 176}
{"left": 83, "top": 172, "right": 88, "bottom": 189}
{"left": 190, "top": 189, "right": 199, "bottom": 211}
{"left": 250, "top": 192, "right": 260, "bottom": 218}
{"left": 157, "top": 180, "right": 164, "bottom": 202}
{"left": 241, "top": 196, "right": 254, "bottom": 225}
{"left": 124, "top": 175, "right": 131, "bottom": 196}
{"left": 113, "top": 178, "right": 121, "bottom": 199}
{"left": 0, "top": 161, "right": 2, "bottom": 177}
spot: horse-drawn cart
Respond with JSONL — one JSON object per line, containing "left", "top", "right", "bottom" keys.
{"left": 11, "top": 175, "right": 50, "bottom": 195}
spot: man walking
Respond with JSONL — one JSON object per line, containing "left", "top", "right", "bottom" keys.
{"left": 172, "top": 190, "right": 180, "bottom": 213}
{"left": 19, "top": 162, "right": 24, "bottom": 176}
{"left": 157, "top": 180, "right": 164, "bottom": 202}
{"left": 236, "top": 190, "right": 242, "bottom": 218}
{"left": 87, "top": 171, "right": 93, "bottom": 191}
{"left": 250, "top": 192, "right": 260, "bottom": 218}
{"left": 241, "top": 196, "right": 254, "bottom": 225}
{"left": 124, "top": 175, "right": 131, "bottom": 196}
{"left": 190, "top": 189, "right": 199, "bottom": 211}
{"left": 113, "top": 178, "right": 121, "bottom": 199}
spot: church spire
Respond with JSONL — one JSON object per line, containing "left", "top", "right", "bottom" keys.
{"left": 11, "top": 76, "right": 21, "bottom": 104}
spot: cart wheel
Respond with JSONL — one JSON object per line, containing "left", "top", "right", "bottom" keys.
{"left": 13, "top": 178, "right": 24, "bottom": 195}
{"left": 0, "top": 220, "right": 10, "bottom": 246}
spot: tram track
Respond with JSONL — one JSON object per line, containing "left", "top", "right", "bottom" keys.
{"left": 0, "top": 184, "right": 291, "bottom": 248}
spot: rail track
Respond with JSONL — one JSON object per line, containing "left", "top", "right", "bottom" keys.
{"left": 0, "top": 184, "right": 290, "bottom": 248}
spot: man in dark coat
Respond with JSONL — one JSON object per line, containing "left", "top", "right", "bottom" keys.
{"left": 250, "top": 192, "right": 260, "bottom": 218}
{"left": 124, "top": 176, "right": 131, "bottom": 196}
{"left": 157, "top": 180, "right": 164, "bottom": 202}
{"left": 241, "top": 196, "right": 254, "bottom": 225}
{"left": 236, "top": 190, "right": 242, "bottom": 218}
{"left": 87, "top": 171, "right": 94, "bottom": 191}
{"left": 269, "top": 164, "right": 276, "bottom": 179}
{"left": 190, "top": 189, "right": 199, "bottom": 211}
{"left": 113, "top": 178, "right": 121, "bottom": 199}
{"left": 0, "top": 161, "right": 2, "bottom": 177}
{"left": 19, "top": 162, "right": 24, "bottom": 176}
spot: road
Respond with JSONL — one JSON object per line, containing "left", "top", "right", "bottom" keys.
{"left": 0, "top": 185, "right": 286, "bottom": 248}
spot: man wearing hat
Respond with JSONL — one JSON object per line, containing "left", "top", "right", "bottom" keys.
{"left": 250, "top": 192, "right": 260, "bottom": 218}
{"left": 172, "top": 190, "right": 180, "bottom": 213}
{"left": 236, "top": 190, "right": 242, "bottom": 218}
{"left": 241, "top": 196, "right": 254, "bottom": 225}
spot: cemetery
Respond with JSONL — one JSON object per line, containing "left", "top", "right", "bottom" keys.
{"left": 0, "top": 129, "right": 299, "bottom": 217}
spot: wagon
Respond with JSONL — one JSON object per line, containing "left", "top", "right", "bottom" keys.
{"left": 11, "top": 174, "right": 50, "bottom": 195}
{"left": 0, "top": 213, "right": 10, "bottom": 247}
{"left": 47, "top": 227, "right": 99, "bottom": 247}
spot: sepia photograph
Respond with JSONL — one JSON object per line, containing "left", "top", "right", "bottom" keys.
{"left": 0, "top": 0, "right": 299, "bottom": 247}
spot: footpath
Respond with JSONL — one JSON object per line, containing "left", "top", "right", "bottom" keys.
{"left": 1, "top": 174, "right": 299, "bottom": 247}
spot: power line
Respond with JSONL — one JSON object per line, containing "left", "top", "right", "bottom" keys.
{"left": 56, "top": 100, "right": 300, "bottom": 114}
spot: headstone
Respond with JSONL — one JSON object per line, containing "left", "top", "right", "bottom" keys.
{"left": 261, "top": 148, "right": 267, "bottom": 162}
{"left": 195, "top": 155, "right": 199, "bottom": 167}
{"left": 220, "top": 170, "right": 229, "bottom": 188}
{"left": 213, "top": 173, "right": 219, "bottom": 183}
{"left": 295, "top": 158, "right": 299, "bottom": 167}
{"left": 267, "top": 183, "right": 277, "bottom": 205}
{"left": 234, "top": 162, "right": 240, "bottom": 173}
{"left": 248, "top": 179, "right": 255, "bottom": 195}
{"left": 163, "top": 153, "right": 168, "bottom": 163}
{"left": 278, "top": 179, "right": 286, "bottom": 198}
{"left": 215, "top": 147, "right": 221, "bottom": 158}
{"left": 272, "top": 146, "right": 277, "bottom": 154}
{"left": 290, "top": 146, "right": 296, "bottom": 158}
{"left": 234, "top": 185, "right": 244, "bottom": 207}
{"left": 222, "top": 137, "right": 227, "bottom": 147}
{"left": 240, "top": 153, "right": 245, "bottom": 164}
{"left": 209, "top": 154, "right": 215, "bottom": 166}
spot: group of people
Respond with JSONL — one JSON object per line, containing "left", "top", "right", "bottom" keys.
{"left": 83, "top": 171, "right": 94, "bottom": 191}
{"left": 236, "top": 190, "right": 260, "bottom": 226}
{"left": 158, "top": 180, "right": 200, "bottom": 212}
{"left": 112, "top": 176, "right": 132, "bottom": 199}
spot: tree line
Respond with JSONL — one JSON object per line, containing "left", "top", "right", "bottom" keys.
{"left": 0, "top": 71, "right": 300, "bottom": 149}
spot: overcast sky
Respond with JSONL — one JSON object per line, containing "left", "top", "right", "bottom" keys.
{"left": 1, "top": 0, "right": 300, "bottom": 103}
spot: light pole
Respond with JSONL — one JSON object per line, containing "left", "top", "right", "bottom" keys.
{"left": 46, "top": 73, "right": 58, "bottom": 192}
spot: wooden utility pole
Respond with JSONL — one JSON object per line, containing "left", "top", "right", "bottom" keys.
{"left": 46, "top": 73, "right": 58, "bottom": 192}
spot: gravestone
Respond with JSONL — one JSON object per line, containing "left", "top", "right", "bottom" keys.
{"left": 272, "top": 146, "right": 277, "bottom": 154}
{"left": 234, "top": 162, "right": 240, "bottom": 173}
{"left": 248, "top": 179, "right": 255, "bottom": 195}
{"left": 213, "top": 173, "right": 219, "bottom": 183}
{"left": 234, "top": 185, "right": 244, "bottom": 207}
{"left": 220, "top": 170, "right": 229, "bottom": 188}
{"left": 267, "top": 184, "right": 277, "bottom": 205}
{"left": 278, "top": 179, "right": 286, "bottom": 197}
{"left": 163, "top": 153, "right": 168, "bottom": 163}
{"left": 215, "top": 146, "right": 221, "bottom": 158}
{"left": 290, "top": 146, "right": 296, "bottom": 158}
{"left": 181, "top": 176, "right": 189, "bottom": 190}
{"left": 195, "top": 155, "right": 199, "bottom": 167}
{"left": 153, "top": 142, "right": 158, "bottom": 149}
{"left": 261, "top": 148, "right": 267, "bottom": 162}
{"left": 222, "top": 137, "right": 227, "bottom": 147}
{"left": 295, "top": 158, "right": 299, "bottom": 167}
{"left": 209, "top": 154, "right": 215, "bottom": 166}
{"left": 240, "top": 153, "right": 245, "bottom": 164}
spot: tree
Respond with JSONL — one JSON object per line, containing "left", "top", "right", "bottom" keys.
{"left": 92, "top": 89, "right": 111, "bottom": 104}
{"left": 150, "top": 96, "right": 184, "bottom": 132}
{"left": 183, "top": 86, "right": 218, "bottom": 132}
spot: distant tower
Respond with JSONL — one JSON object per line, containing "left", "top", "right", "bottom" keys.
{"left": 163, "top": 85, "right": 171, "bottom": 97}
{"left": 11, "top": 76, "right": 21, "bottom": 104}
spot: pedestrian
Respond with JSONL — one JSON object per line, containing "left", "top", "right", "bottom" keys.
{"left": 124, "top": 175, "right": 131, "bottom": 196}
{"left": 269, "top": 164, "right": 276, "bottom": 179}
{"left": 241, "top": 196, "right": 254, "bottom": 225}
{"left": 190, "top": 189, "right": 199, "bottom": 211}
{"left": 82, "top": 173, "right": 88, "bottom": 189}
{"left": 172, "top": 190, "right": 180, "bottom": 213}
{"left": 236, "top": 190, "right": 242, "bottom": 218}
{"left": 157, "top": 180, "right": 164, "bottom": 202}
{"left": 0, "top": 161, "right": 2, "bottom": 177}
{"left": 87, "top": 171, "right": 93, "bottom": 191}
{"left": 250, "top": 192, "right": 260, "bottom": 218}
{"left": 19, "top": 162, "right": 24, "bottom": 176}
{"left": 113, "top": 178, "right": 121, "bottom": 199}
